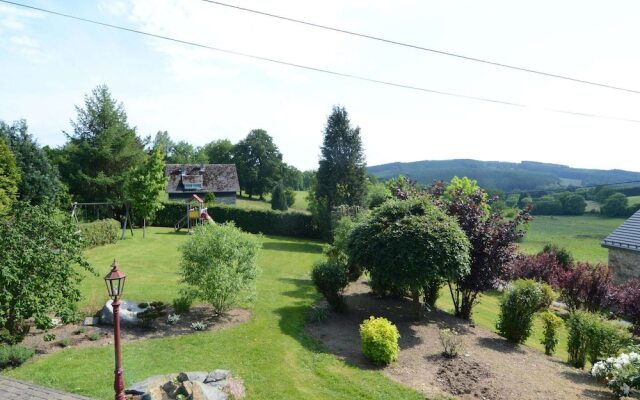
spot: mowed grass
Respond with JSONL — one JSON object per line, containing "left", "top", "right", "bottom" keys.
{"left": 518, "top": 215, "right": 625, "bottom": 263}
{"left": 235, "top": 191, "right": 310, "bottom": 214}
{"left": 5, "top": 227, "right": 422, "bottom": 400}
{"left": 629, "top": 195, "right": 640, "bottom": 206}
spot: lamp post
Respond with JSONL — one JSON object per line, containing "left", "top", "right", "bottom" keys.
{"left": 105, "top": 260, "right": 127, "bottom": 400}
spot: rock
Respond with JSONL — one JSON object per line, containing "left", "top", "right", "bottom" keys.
{"left": 83, "top": 316, "right": 99, "bottom": 326}
{"left": 127, "top": 375, "right": 176, "bottom": 394}
{"left": 204, "top": 370, "right": 230, "bottom": 384}
{"left": 161, "top": 380, "right": 178, "bottom": 394}
{"left": 183, "top": 371, "right": 208, "bottom": 382}
{"left": 176, "top": 372, "right": 189, "bottom": 382}
{"left": 100, "top": 300, "right": 144, "bottom": 326}
{"left": 192, "top": 381, "right": 228, "bottom": 400}
{"left": 179, "top": 381, "right": 194, "bottom": 397}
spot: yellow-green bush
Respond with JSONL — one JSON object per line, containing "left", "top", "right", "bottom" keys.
{"left": 78, "top": 218, "right": 120, "bottom": 248}
{"left": 359, "top": 316, "right": 400, "bottom": 365}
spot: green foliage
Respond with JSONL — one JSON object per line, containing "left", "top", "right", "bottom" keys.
{"left": 0, "top": 345, "right": 34, "bottom": 369}
{"left": 0, "top": 204, "right": 92, "bottom": 344}
{"left": 324, "top": 215, "right": 364, "bottom": 281}
{"left": 137, "top": 301, "right": 168, "bottom": 327}
{"left": 78, "top": 219, "right": 120, "bottom": 248}
{"left": 439, "top": 328, "right": 464, "bottom": 358}
{"left": 282, "top": 163, "right": 304, "bottom": 190}
{"left": 284, "top": 187, "right": 296, "bottom": 207}
{"left": 348, "top": 197, "right": 470, "bottom": 319}
{"left": 366, "top": 181, "right": 390, "bottom": 209}
{"left": 172, "top": 297, "right": 192, "bottom": 315}
{"left": 152, "top": 130, "right": 174, "bottom": 159}
{"left": 311, "top": 261, "right": 349, "bottom": 311}
{"left": 126, "top": 147, "right": 167, "bottom": 237}
{"left": 202, "top": 139, "right": 234, "bottom": 164}
{"left": 43, "top": 333, "right": 56, "bottom": 342}
{"left": 88, "top": 332, "right": 99, "bottom": 341}
{"left": 566, "top": 311, "right": 632, "bottom": 369}
{"left": 306, "top": 304, "right": 330, "bottom": 323}
{"left": 561, "top": 193, "right": 586, "bottom": 215}
{"left": 234, "top": 129, "right": 283, "bottom": 198}
{"left": 180, "top": 223, "right": 259, "bottom": 313}
{"left": 271, "top": 183, "right": 288, "bottom": 211}
{"left": 601, "top": 193, "right": 629, "bottom": 217}
{"left": 59, "top": 337, "right": 71, "bottom": 348}
{"left": 423, "top": 278, "right": 443, "bottom": 309}
{"left": 169, "top": 141, "right": 207, "bottom": 164}
{"left": 60, "top": 85, "right": 147, "bottom": 203}
{"left": 154, "top": 201, "right": 320, "bottom": 238}
{"left": 0, "top": 138, "right": 20, "bottom": 216}
{"left": 495, "top": 280, "right": 551, "bottom": 344}
{"left": 532, "top": 195, "right": 563, "bottom": 215}
{"left": 0, "top": 120, "right": 64, "bottom": 206}
{"left": 539, "top": 311, "right": 563, "bottom": 356}
{"left": 541, "top": 243, "right": 574, "bottom": 269}
{"left": 359, "top": 316, "right": 400, "bottom": 365}
{"left": 445, "top": 176, "right": 488, "bottom": 212}
{"left": 314, "top": 106, "right": 368, "bottom": 237}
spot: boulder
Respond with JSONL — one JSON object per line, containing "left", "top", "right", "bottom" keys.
{"left": 100, "top": 300, "right": 144, "bottom": 326}
{"left": 127, "top": 371, "right": 237, "bottom": 400}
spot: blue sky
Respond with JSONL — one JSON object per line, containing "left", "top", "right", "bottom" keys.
{"left": 1, "top": 0, "right": 639, "bottom": 171}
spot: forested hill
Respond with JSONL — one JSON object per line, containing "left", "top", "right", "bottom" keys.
{"left": 368, "top": 159, "right": 640, "bottom": 192}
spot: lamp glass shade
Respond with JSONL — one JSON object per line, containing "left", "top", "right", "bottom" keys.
{"left": 104, "top": 261, "right": 126, "bottom": 299}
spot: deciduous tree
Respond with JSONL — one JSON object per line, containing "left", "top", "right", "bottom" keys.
{"left": 0, "top": 138, "right": 19, "bottom": 216}
{"left": 126, "top": 148, "right": 167, "bottom": 238}
{"left": 233, "top": 129, "right": 283, "bottom": 199}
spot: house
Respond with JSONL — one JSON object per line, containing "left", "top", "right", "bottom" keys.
{"left": 165, "top": 164, "right": 240, "bottom": 204}
{"left": 601, "top": 209, "right": 640, "bottom": 283}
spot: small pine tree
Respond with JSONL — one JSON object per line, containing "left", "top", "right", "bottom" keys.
{"left": 271, "top": 183, "right": 288, "bottom": 211}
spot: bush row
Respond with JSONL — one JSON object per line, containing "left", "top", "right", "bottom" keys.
{"left": 153, "top": 202, "right": 320, "bottom": 239}
{"left": 78, "top": 218, "right": 120, "bottom": 248}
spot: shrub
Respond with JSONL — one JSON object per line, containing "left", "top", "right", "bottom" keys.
{"left": 306, "top": 304, "right": 330, "bottom": 323}
{"left": 154, "top": 201, "right": 320, "bottom": 239}
{"left": 172, "top": 296, "right": 192, "bottom": 315}
{"left": 496, "top": 280, "right": 551, "bottom": 344}
{"left": 59, "top": 337, "right": 71, "bottom": 348}
{"left": 439, "top": 328, "right": 464, "bottom": 358}
{"left": 271, "top": 183, "right": 288, "bottom": 211}
{"left": 539, "top": 311, "right": 563, "bottom": 356}
{"left": 611, "top": 279, "right": 640, "bottom": 333}
{"left": 567, "top": 311, "right": 631, "bottom": 369}
{"left": 166, "top": 314, "right": 180, "bottom": 325}
{"left": 541, "top": 244, "right": 574, "bottom": 269}
{"left": 359, "top": 316, "right": 400, "bottom": 365}
{"left": 532, "top": 196, "right": 563, "bottom": 215}
{"left": 592, "top": 349, "right": 640, "bottom": 397}
{"left": 311, "top": 261, "right": 349, "bottom": 311}
{"left": 509, "top": 252, "right": 566, "bottom": 288}
{"left": 88, "top": 332, "right": 99, "bottom": 341}
{"left": 601, "top": 193, "right": 629, "bottom": 217}
{"left": 43, "top": 333, "right": 56, "bottom": 342}
{"left": 191, "top": 321, "right": 207, "bottom": 331}
{"left": 324, "top": 214, "right": 365, "bottom": 281}
{"left": 76, "top": 327, "right": 86, "bottom": 335}
{"left": 180, "top": 223, "right": 259, "bottom": 314}
{"left": 423, "top": 278, "right": 443, "bottom": 309}
{"left": 560, "top": 262, "right": 612, "bottom": 312}
{"left": 0, "top": 345, "right": 34, "bottom": 369}
{"left": 137, "top": 301, "right": 168, "bottom": 327}
{"left": 284, "top": 187, "right": 296, "bottom": 207}
{"left": 78, "top": 219, "right": 120, "bottom": 248}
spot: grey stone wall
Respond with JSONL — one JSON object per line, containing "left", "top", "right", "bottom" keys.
{"left": 608, "top": 247, "right": 640, "bottom": 284}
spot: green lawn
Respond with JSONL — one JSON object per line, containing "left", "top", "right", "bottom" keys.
{"left": 5, "top": 228, "right": 422, "bottom": 400}
{"left": 518, "top": 215, "right": 624, "bottom": 263}
{"left": 629, "top": 195, "right": 640, "bottom": 206}
{"left": 235, "top": 191, "right": 310, "bottom": 214}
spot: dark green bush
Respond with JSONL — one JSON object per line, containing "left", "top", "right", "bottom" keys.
{"left": 153, "top": 202, "right": 320, "bottom": 239}
{"left": 0, "top": 345, "right": 34, "bottom": 369}
{"left": 566, "top": 311, "right": 632, "bottom": 369}
{"left": 284, "top": 187, "right": 296, "bottom": 207}
{"left": 496, "top": 279, "right": 551, "bottom": 343}
{"left": 601, "top": 193, "right": 628, "bottom": 217}
{"left": 137, "top": 301, "right": 168, "bottom": 327}
{"left": 423, "top": 278, "right": 443, "bottom": 309}
{"left": 271, "top": 184, "right": 288, "bottom": 211}
{"left": 311, "top": 261, "right": 349, "bottom": 311}
{"left": 78, "top": 218, "right": 120, "bottom": 248}
{"left": 172, "top": 296, "right": 193, "bottom": 315}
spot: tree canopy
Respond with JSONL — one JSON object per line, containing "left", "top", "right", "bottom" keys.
{"left": 234, "top": 129, "right": 283, "bottom": 199}
{"left": 126, "top": 148, "right": 167, "bottom": 237}
{"left": 0, "top": 138, "right": 20, "bottom": 215}
{"left": 202, "top": 139, "right": 234, "bottom": 164}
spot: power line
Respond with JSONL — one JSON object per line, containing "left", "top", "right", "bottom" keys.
{"left": 200, "top": 0, "right": 640, "bottom": 95}
{"left": 3, "top": 0, "right": 640, "bottom": 124}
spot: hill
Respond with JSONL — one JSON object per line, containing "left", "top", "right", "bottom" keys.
{"left": 368, "top": 159, "right": 640, "bottom": 192}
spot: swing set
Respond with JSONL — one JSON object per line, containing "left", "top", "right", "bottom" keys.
{"left": 71, "top": 201, "right": 134, "bottom": 240}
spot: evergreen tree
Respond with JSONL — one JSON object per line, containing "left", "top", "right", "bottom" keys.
{"left": 312, "top": 106, "right": 367, "bottom": 236}
{"left": 61, "top": 85, "right": 146, "bottom": 203}
{"left": 271, "top": 183, "right": 288, "bottom": 211}
{"left": 234, "top": 129, "right": 283, "bottom": 199}
{"left": 126, "top": 148, "right": 167, "bottom": 238}
{"left": 0, "top": 120, "right": 64, "bottom": 206}
{"left": 0, "top": 138, "right": 20, "bottom": 216}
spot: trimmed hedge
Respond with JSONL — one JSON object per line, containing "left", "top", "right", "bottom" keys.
{"left": 79, "top": 219, "right": 120, "bottom": 248}
{"left": 153, "top": 202, "right": 320, "bottom": 239}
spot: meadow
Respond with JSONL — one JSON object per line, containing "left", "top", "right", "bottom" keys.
{"left": 235, "top": 191, "right": 309, "bottom": 214}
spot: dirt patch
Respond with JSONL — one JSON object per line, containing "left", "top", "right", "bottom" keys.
{"left": 20, "top": 306, "right": 251, "bottom": 356}
{"left": 307, "top": 279, "right": 620, "bottom": 400}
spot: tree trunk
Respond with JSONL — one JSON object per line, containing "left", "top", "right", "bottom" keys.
{"left": 411, "top": 289, "right": 422, "bottom": 321}
{"left": 143, "top": 218, "right": 146, "bottom": 239}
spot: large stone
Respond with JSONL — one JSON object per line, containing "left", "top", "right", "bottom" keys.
{"left": 192, "top": 381, "right": 228, "bottom": 400}
{"left": 100, "top": 300, "right": 144, "bottom": 326}
{"left": 126, "top": 374, "right": 176, "bottom": 394}
{"left": 204, "top": 370, "right": 230, "bottom": 384}
{"left": 182, "top": 371, "right": 208, "bottom": 383}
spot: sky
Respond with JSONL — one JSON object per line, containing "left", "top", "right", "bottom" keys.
{"left": 1, "top": 0, "right": 639, "bottom": 172}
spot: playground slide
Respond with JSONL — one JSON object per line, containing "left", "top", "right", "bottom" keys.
{"left": 205, "top": 215, "right": 215, "bottom": 225}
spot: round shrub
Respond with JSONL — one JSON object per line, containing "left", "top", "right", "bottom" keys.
{"left": 359, "top": 316, "right": 400, "bottom": 365}
{"left": 601, "top": 193, "right": 628, "bottom": 217}
{"left": 539, "top": 311, "right": 563, "bottom": 356}
{"left": 311, "top": 261, "right": 348, "bottom": 311}
{"left": 496, "top": 279, "right": 550, "bottom": 344}
{"left": 567, "top": 311, "right": 632, "bottom": 369}
{"left": 0, "top": 345, "right": 34, "bottom": 369}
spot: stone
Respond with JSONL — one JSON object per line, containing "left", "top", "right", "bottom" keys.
{"left": 183, "top": 371, "right": 208, "bottom": 383}
{"left": 83, "top": 316, "right": 99, "bottom": 326}
{"left": 204, "top": 370, "right": 230, "bottom": 384}
{"left": 176, "top": 372, "right": 189, "bottom": 382}
{"left": 192, "top": 381, "right": 228, "bottom": 400}
{"left": 126, "top": 375, "right": 175, "bottom": 394}
{"left": 161, "top": 380, "right": 178, "bottom": 394}
{"left": 178, "top": 381, "right": 194, "bottom": 397}
{"left": 100, "top": 300, "right": 144, "bottom": 326}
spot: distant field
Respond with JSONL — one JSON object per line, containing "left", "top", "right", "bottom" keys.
{"left": 585, "top": 200, "right": 600, "bottom": 212}
{"left": 519, "top": 215, "right": 625, "bottom": 263}
{"left": 235, "top": 191, "right": 310, "bottom": 214}
{"left": 629, "top": 195, "right": 640, "bottom": 206}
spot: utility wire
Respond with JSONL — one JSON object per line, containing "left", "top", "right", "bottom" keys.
{"left": 3, "top": 0, "right": 640, "bottom": 124}
{"left": 200, "top": 0, "right": 640, "bottom": 95}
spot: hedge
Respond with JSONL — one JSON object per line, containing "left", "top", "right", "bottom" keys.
{"left": 78, "top": 219, "right": 121, "bottom": 248}
{"left": 153, "top": 202, "right": 321, "bottom": 239}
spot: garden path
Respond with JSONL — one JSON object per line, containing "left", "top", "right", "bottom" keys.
{"left": 0, "top": 376, "right": 94, "bottom": 399}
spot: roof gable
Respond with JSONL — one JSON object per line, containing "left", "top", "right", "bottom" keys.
{"left": 602, "top": 209, "right": 640, "bottom": 252}
{"left": 165, "top": 164, "right": 240, "bottom": 193}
